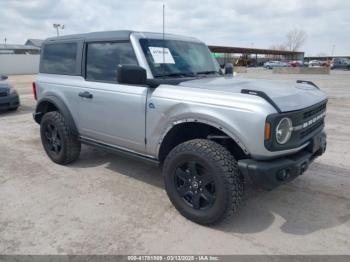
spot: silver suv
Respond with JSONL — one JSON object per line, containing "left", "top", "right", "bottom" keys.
{"left": 33, "top": 31, "right": 327, "bottom": 225}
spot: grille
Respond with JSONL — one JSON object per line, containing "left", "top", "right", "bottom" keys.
{"left": 0, "top": 92, "right": 8, "bottom": 97}
{"left": 300, "top": 120, "right": 324, "bottom": 139}
{"left": 0, "top": 103, "right": 10, "bottom": 108}
{"left": 266, "top": 100, "right": 327, "bottom": 151}
{"left": 303, "top": 102, "right": 326, "bottom": 119}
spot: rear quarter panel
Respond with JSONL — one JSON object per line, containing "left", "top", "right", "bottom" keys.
{"left": 36, "top": 73, "right": 84, "bottom": 130}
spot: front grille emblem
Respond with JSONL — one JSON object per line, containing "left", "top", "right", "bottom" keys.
{"left": 292, "top": 111, "right": 326, "bottom": 131}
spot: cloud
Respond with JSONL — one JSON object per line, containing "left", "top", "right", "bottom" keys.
{"left": 1, "top": 0, "right": 349, "bottom": 56}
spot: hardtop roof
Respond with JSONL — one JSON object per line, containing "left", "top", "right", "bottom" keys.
{"left": 44, "top": 30, "right": 201, "bottom": 44}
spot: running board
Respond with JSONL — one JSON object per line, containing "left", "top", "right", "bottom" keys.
{"left": 80, "top": 137, "right": 160, "bottom": 166}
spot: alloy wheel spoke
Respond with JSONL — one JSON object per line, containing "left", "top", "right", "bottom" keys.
{"left": 200, "top": 172, "right": 214, "bottom": 186}
{"left": 177, "top": 185, "right": 190, "bottom": 197}
{"left": 201, "top": 189, "right": 215, "bottom": 204}
{"left": 53, "top": 144, "right": 59, "bottom": 153}
{"left": 175, "top": 167, "right": 189, "bottom": 182}
{"left": 45, "top": 131, "right": 52, "bottom": 141}
{"left": 192, "top": 194, "right": 201, "bottom": 209}
{"left": 55, "top": 137, "right": 62, "bottom": 146}
{"left": 175, "top": 160, "right": 216, "bottom": 210}
{"left": 47, "top": 124, "right": 54, "bottom": 135}
{"left": 188, "top": 161, "right": 199, "bottom": 176}
{"left": 52, "top": 127, "right": 58, "bottom": 139}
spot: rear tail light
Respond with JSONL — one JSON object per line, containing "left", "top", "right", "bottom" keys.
{"left": 32, "top": 82, "right": 37, "bottom": 100}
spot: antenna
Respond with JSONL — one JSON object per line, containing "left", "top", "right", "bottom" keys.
{"left": 162, "top": 3, "right": 165, "bottom": 64}
{"left": 162, "top": 3, "right": 165, "bottom": 76}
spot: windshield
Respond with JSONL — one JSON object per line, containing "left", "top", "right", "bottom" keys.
{"left": 139, "top": 38, "right": 221, "bottom": 78}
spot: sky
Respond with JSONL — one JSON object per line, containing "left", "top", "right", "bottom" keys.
{"left": 1, "top": 0, "right": 349, "bottom": 56}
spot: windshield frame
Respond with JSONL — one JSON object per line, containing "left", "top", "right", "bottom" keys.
{"left": 139, "top": 38, "right": 221, "bottom": 79}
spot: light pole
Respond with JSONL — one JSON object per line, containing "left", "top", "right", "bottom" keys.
{"left": 53, "top": 24, "right": 65, "bottom": 37}
{"left": 331, "top": 44, "right": 335, "bottom": 57}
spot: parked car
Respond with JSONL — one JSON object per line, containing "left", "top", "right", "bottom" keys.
{"left": 308, "top": 60, "right": 323, "bottom": 67}
{"left": 33, "top": 31, "right": 327, "bottom": 225}
{"left": 331, "top": 58, "right": 350, "bottom": 70}
{"left": 263, "top": 61, "right": 289, "bottom": 69}
{"left": 288, "top": 60, "right": 303, "bottom": 67}
{"left": 0, "top": 75, "right": 20, "bottom": 111}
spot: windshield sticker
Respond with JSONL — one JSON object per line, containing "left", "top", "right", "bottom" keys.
{"left": 149, "top": 47, "right": 175, "bottom": 64}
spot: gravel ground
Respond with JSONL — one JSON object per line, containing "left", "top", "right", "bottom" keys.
{"left": 0, "top": 69, "right": 349, "bottom": 255}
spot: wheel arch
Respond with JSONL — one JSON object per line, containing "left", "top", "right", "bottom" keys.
{"left": 34, "top": 96, "right": 79, "bottom": 136}
{"left": 157, "top": 119, "right": 249, "bottom": 163}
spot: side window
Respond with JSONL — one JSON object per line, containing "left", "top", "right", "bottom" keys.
{"left": 85, "top": 42, "right": 137, "bottom": 82}
{"left": 41, "top": 43, "right": 77, "bottom": 74}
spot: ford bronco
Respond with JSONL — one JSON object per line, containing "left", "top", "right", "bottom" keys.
{"left": 33, "top": 31, "right": 327, "bottom": 224}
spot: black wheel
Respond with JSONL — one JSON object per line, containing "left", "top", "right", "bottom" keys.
{"left": 347, "top": 65, "right": 350, "bottom": 70}
{"left": 40, "top": 111, "right": 81, "bottom": 165}
{"left": 8, "top": 107, "right": 18, "bottom": 111}
{"left": 163, "top": 139, "right": 244, "bottom": 225}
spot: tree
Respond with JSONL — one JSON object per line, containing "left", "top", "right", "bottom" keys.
{"left": 269, "top": 44, "right": 287, "bottom": 51}
{"left": 285, "top": 29, "right": 307, "bottom": 51}
{"left": 268, "top": 44, "right": 288, "bottom": 59}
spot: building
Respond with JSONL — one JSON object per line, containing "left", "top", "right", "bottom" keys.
{"left": 24, "top": 39, "right": 44, "bottom": 48}
{"left": 0, "top": 44, "right": 40, "bottom": 54}
{"left": 0, "top": 38, "right": 44, "bottom": 55}
{"left": 208, "top": 45, "right": 304, "bottom": 66}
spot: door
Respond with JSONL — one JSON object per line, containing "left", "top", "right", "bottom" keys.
{"left": 77, "top": 41, "right": 148, "bottom": 154}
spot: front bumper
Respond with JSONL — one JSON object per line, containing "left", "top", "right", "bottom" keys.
{"left": 0, "top": 92, "right": 20, "bottom": 110}
{"left": 238, "top": 131, "right": 327, "bottom": 190}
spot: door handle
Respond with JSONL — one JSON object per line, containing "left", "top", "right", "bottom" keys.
{"left": 79, "top": 91, "right": 93, "bottom": 99}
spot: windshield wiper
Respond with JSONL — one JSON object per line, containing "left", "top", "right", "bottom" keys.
{"left": 154, "top": 72, "right": 197, "bottom": 78}
{"left": 196, "top": 70, "right": 221, "bottom": 76}
{"left": 154, "top": 71, "right": 220, "bottom": 78}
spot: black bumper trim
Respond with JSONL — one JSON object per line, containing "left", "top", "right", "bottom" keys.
{"left": 238, "top": 131, "right": 326, "bottom": 190}
{"left": 0, "top": 93, "right": 20, "bottom": 110}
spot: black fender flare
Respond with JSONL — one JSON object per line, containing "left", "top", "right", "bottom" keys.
{"left": 34, "top": 95, "right": 79, "bottom": 136}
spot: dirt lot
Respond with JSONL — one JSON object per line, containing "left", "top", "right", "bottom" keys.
{"left": 0, "top": 69, "right": 349, "bottom": 254}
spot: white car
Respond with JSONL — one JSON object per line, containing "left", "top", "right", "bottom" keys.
{"left": 263, "top": 61, "right": 289, "bottom": 69}
{"left": 308, "top": 60, "right": 323, "bottom": 67}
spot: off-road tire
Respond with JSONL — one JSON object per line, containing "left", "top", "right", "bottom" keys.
{"left": 163, "top": 139, "right": 244, "bottom": 225}
{"left": 40, "top": 111, "right": 81, "bottom": 165}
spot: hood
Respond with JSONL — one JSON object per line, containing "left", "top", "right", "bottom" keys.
{"left": 178, "top": 76, "right": 327, "bottom": 112}
{"left": 0, "top": 80, "right": 10, "bottom": 93}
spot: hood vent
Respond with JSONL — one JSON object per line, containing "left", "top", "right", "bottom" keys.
{"left": 241, "top": 89, "right": 282, "bottom": 113}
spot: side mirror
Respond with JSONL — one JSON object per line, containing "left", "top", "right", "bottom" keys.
{"left": 0, "top": 75, "right": 8, "bottom": 80}
{"left": 224, "top": 63, "right": 234, "bottom": 75}
{"left": 117, "top": 65, "right": 147, "bottom": 85}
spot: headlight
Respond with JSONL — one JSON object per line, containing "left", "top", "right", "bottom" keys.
{"left": 8, "top": 87, "right": 17, "bottom": 95}
{"left": 276, "top": 117, "right": 292, "bottom": 144}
